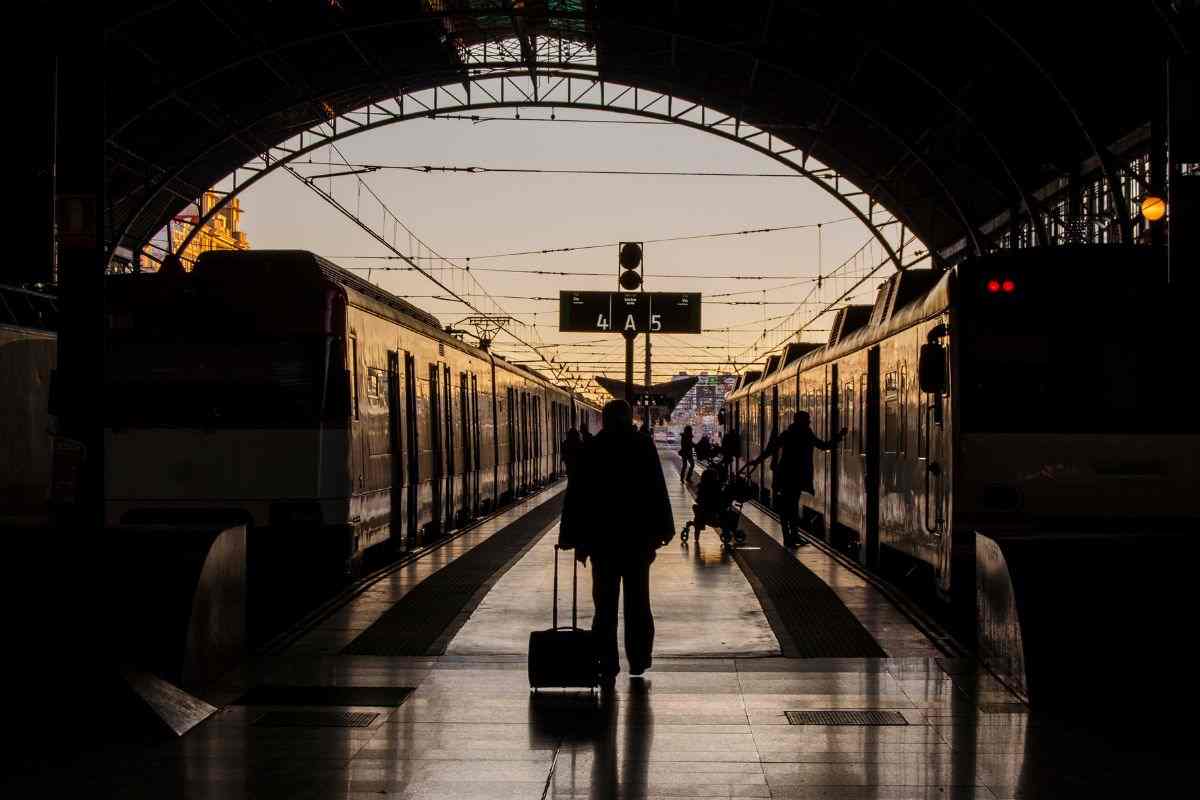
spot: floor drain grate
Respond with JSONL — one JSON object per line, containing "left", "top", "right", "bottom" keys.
{"left": 235, "top": 686, "right": 414, "bottom": 707}
{"left": 253, "top": 711, "right": 380, "bottom": 728}
{"left": 785, "top": 710, "right": 908, "bottom": 726}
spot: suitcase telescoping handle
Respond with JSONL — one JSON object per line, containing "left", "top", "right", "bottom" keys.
{"left": 552, "top": 544, "right": 578, "bottom": 629}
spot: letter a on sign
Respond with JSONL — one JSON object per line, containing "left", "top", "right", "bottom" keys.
{"left": 624, "top": 314, "right": 637, "bottom": 331}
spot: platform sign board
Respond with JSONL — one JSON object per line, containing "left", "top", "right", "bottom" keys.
{"left": 559, "top": 291, "right": 701, "bottom": 334}
{"left": 652, "top": 292, "right": 701, "bottom": 334}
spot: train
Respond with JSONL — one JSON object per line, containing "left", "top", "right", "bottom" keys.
{"left": 725, "top": 246, "right": 1193, "bottom": 694}
{"left": 103, "top": 250, "right": 599, "bottom": 573}
{"left": 0, "top": 284, "right": 57, "bottom": 526}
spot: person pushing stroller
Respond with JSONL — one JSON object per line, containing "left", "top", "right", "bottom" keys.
{"left": 679, "top": 427, "right": 753, "bottom": 547}
{"left": 744, "top": 411, "right": 846, "bottom": 547}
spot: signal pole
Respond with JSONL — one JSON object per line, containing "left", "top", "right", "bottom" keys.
{"left": 618, "top": 242, "right": 643, "bottom": 409}
{"left": 624, "top": 330, "right": 635, "bottom": 405}
{"left": 644, "top": 330, "right": 652, "bottom": 430}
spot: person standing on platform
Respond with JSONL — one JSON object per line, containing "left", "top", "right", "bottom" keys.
{"left": 679, "top": 425, "right": 695, "bottom": 482}
{"left": 745, "top": 411, "right": 846, "bottom": 547}
{"left": 560, "top": 400, "right": 675, "bottom": 685}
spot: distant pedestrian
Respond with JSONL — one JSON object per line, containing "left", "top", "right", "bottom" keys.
{"left": 745, "top": 411, "right": 846, "bottom": 547}
{"left": 679, "top": 425, "right": 695, "bottom": 482}
{"left": 720, "top": 427, "right": 741, "bottom": 463}
{"left": 695, "top": 433, "right": 713, "bottom": 462}
{"left": 560, "top": 400, "right": 674, "bottom": 685}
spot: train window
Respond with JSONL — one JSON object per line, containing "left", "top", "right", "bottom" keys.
{"left": 843, "top": 383, "right": 854, "bottom": 452}
{"left": 884, "top": 400, "right": 899, "bottom": 454}
{"left": 367, "top": 368, "right": 388, "bottom": 404}
{"left": 350, "top": 336, "right": 360, "bottom": 420}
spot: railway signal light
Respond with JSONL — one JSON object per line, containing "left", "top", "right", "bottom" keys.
{"left": 618, "top": 241, "right": 643, "bottom": 291}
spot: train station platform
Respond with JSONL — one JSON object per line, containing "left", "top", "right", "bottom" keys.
{"left": 8, "top": 451, "right": 1192, "bottom": 798}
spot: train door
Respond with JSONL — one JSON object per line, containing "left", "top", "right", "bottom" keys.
{"left": 459, "top": 371, "right": 471, "bottom": 521}
{"left": 428, "top": 362, "right": 444, "bottom": 537}
{"left": 534, "top": 395, "right": 543, "bottom": 484}
{"left": 732, "top": 400, "right": 742, "bottom": 470}
{"left": 756, "top": 391, "right": 767, "bottom": 502}
{"left": 826, "top": 364, "right": 839, "bottom": 537}
{"left": 520, "top": 391, "right": 530, "bottom": 492}
{"left": 504, "top": 386, "right": 514, "bottom": 497}
{"left": 769, "top": 385, "right": 780, "bottom": 504}
{"left": 530, "top": 395, "right": 540, "bottom": 489}
{"left": 387, "top": 351, "right": 404, "bottom": 547}
{"left": 470, "top": 372, "right": 481, "bottom": 516}
{"left": 443, "top": 365, "right": 455, "bottom": 529}
{"left": 404, "top": 353, "right": 419, "bottom": 546}
{"left": 550, "top": 401, "right": 558, "bottom": 477}
{"left": 863, "top": 347, "right": 881, "bottom": 568}
{"left": 918, "top": 332, "right": 948, "bottom": 575}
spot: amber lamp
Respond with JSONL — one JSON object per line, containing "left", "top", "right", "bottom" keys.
{"left": 1141, "top": 195, "right": 1167, "bottom": 222}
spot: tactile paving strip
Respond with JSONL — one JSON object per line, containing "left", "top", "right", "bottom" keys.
{"left": 343, "top": 493, "right": 565, "bottom": 656}
{"left": 785, "top": 710, "right": 908, "bottom": 726}
{"left": 253, "top": 711, "right": 380, "bottom": 728}
{"left": 730, "top": 516, "right": 889, "bottom": 658}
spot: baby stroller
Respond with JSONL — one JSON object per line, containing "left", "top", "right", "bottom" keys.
{"left": 679, "top": 454, "right": 756, "bottom": 549}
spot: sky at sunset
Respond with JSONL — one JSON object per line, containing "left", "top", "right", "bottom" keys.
{"left": 236, "top": 107, "right": 906, "bottom": 391}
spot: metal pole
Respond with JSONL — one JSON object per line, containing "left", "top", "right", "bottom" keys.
{"left": 644, "top": 331, "right": 652, "bottom": 430}
{"left": 1151, "top": 56, "right": 1168, "bottom": 252}
{"left": 624, "top": 330, "right": 635, "bottom": 404}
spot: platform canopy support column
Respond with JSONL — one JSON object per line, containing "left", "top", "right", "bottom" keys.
{"left": 54, "top": 18, "right": 107, "bottom": 529}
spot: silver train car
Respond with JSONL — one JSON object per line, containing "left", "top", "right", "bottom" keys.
{"left": 0, "top": 284, "right": 57, "bottom": 526}
{"left": 103, "top": 250, "right": 599, "bottom": 573}
{"left": 726, "top": 247, "right": 1194, "bottom": 651}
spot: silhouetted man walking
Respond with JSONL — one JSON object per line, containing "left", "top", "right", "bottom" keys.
{"left": 560, "top": 400, "right": 674, "bottom": 684}
{"left": 746, "top": 411, "right": 846, "bottom": 547}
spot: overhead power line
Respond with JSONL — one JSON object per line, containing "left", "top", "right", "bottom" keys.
{"left": 415, "top": 294, "right": 808, "bottom": 306}
{"left": 333, "top": 217, "right": 855, "bottom": 262}
{"left": 343, "top": 266, "right": 818, "bottom": 280}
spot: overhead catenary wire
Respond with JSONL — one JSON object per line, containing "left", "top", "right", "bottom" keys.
{"left": 346, "top": 266, "right": 824, "bottom": 280}
{"left": 416, "top": 294, "right": 808, "bottom": 305}
{"left": 332, "top": 216, "right": 856, "bottom": 262}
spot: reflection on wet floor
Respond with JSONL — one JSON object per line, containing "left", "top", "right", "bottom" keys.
{"left": 75, "top": 653, "right": 1189, "bottom": 798}
{"left": 447, "top": 457, "right": 778, "bottom": 659}
{"left": 15, "top": 453, "right": 1192, "bottom": 797}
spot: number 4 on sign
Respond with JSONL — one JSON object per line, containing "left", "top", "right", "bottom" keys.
{"left": 596, "top": 314, "right": 610, "bottom": 330}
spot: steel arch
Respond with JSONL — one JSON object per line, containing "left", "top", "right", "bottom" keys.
{"left": 166, "top": 69, "right": 917, "bottom": 271}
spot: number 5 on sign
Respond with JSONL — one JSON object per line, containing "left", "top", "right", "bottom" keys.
{"left": 596, "top": 314, "right": 610, "bottom": 330}
{"left": 650, "top": 313, "right": 662, "bottom": 332}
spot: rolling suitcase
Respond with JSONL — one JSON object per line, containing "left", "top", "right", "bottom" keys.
{"left": 528, "top": 545, "right": 598, "bottom": 690}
